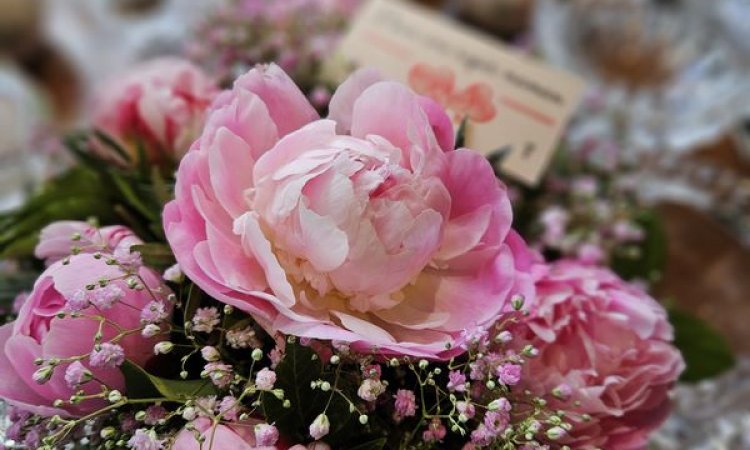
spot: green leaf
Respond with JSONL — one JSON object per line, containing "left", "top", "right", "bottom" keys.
{"left": 262, "top": 341, "right": 358, "bottom": 445}
{"left": 110, "top": 173, "right": 159, "bottom": 221}
{"left": 93, "top": 129, "right": 132, "bottom": 165}
{"left": 0, "top": 166, "right": 118, "bottom": 259}
{"left": 183, "top": 282, "right": 203, "bottom": 327}
{"left": 121, "top": 360, "right": 216, "bottom": 401}
{"left": 262, "top": 342, "right": 326, "bottom": 442}
{"left": 150, "top": 166, "right": 174, "bottom": 207}
{"left": 347, "top": 438, "right": 387, "bottom": 450}
{"left": 454, "top": 118, "right": 469, "bottom": 148}
{"left": 668, "top": 307, "right": 736, "bottom": 382}
{"left": 131, "top": 243, "right": 175, "bottom": 270}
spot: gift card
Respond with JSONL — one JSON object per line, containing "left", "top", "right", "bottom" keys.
{"left": 328, "top": 0, "right": 585, "bottom": 185}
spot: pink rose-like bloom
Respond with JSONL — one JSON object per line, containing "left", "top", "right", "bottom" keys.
{"left": 35, "top": 221, "right": 141, "bottom": 266}
{"left": 164, "top": 64, "right": 533, "bottom": 359}
{"left": 91, "top": 57, "right": 218, "bottom": 165}
{"left": 517, "top": 261, "right": 684, "bottom": 450}
{"left": 0, "top": 250, "right": 172, "bottom": 417}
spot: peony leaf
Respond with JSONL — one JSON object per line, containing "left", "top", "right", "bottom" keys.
{"left": 347, "top": 438, "right": 387, "bottom": 450}
{"left": 121, "top": 360, "right": 216, "bottom": 401}
{"left": 454, "top": 118, "right": 468, "bottom": 148}
{"left": 0, "top": 166, "right": 119, "bottom": 259}
{"left": 130, "top": 243, "right": 175, "bottom": 270}
{"left": 668, "top": 307, "right": 736, "bottom": 382}
{"left": 261, "top": 341, "right": 359, "bottom": 445}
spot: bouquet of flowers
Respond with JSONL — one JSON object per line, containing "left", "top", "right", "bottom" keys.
{"left": 0, "top": 57, "right": 686, "bottom": 450}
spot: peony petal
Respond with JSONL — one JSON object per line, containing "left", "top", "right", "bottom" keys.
{"left": 437, "top": 204, "right": 492, "bottom": 261}
{"left": 203, "top": 89, "right": 279, "bottom": 161}
{"left": 298, "top": 204, "right": 349, "bottom": 272}
{"left": 332, "top": 311, "right": 396, "bottom": 344}
{"left": 0, "top": 324, "right": 69, "bottom": 417}
{"left": 234, "top": 213, "right": 296, "bottom": 307}
{"left": 253, "top": 120, "right": 338, "bottom": 183}
{"left": 208, "top": 127, "right": 256, "bottom": 218}
{"left": 350, "top": 81, "right": 438, "bottom": 168}
{"left": 417, "top": 95, "right": 455, "bottom": 152}
{"left": 328, "top": 67, "right": 382, "bottom": 134}
{"left": 232, "top": 63, "right": 318, "bottom": 137}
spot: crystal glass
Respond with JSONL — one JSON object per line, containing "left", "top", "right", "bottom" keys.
{"left": 534, "top": 0, "right": 750, "bottom": 153}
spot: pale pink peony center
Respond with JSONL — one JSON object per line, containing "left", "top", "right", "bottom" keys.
{"left": 245, "top": 134, "right": 448, "bottom": 315}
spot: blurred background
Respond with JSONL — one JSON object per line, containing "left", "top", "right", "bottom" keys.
{"left": 1, "top": 0, "right": 749, "bottom": 448}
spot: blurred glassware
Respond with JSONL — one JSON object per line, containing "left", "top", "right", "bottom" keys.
{"left": 716, "top": 0, "right": 750, "bottom": 63}
{"left": 534, "top": 0, "right": 750, "bottom": 153}
{"left": 450, "top": 0, "right": 535, "bottom": 40}
{"left": 0, "top": 61, "right": 43, "bottom": 211}
{"left": 43, "top": 0, "right": 224, "bottom": 112}
{"left": 651, "top": 357, "right": 750, "bottom": 449}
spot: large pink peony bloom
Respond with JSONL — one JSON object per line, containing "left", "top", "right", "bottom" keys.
{"left": 516, "top": 261, "right": 684, "bottom": 449}
{"left": 91, "top": 57, "right": 219, "bottom": 165}
{"left": 0, "top": 234, "right": 172, "bottom": 417}
{"left": 164, "top": 64, "right": 532, "bottom": 358}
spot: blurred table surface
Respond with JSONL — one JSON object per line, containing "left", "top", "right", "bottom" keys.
{"left": 655, "top": 136, "right": 750, "bottom": 354}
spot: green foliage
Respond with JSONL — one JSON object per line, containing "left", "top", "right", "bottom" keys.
{"left": 668, "top": 307, "right": 736, "bottom": 382}
{"left": 262, "top": 341, "right": 361, "bottom": 446}
{"left": 0, "top": 130, "right": 175, "bottom": 260}
{"left": 131, "top": 243, "right": 176, "bottom": 271}
{"left": 348, "top": 438, "right": 387, "bottom": 450}
{"left": 454, "top": 118, "right": 468, "bottom": 149}
{"left": 0, "top": 167, "right": 119, "bottom": 259}
{"left": 121, "top": 360, "right": 216, "bottom": 401}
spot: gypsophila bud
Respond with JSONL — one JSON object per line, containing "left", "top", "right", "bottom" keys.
{"left": 33, "top": 366, "right": 54, "bottom": 384}
{"left": 546, "top": 426, "right": 567, "bottom": 440}
{"left": 418, "top": 359, "right": 428, "bottom": 370}
{"left": 108, "top": 390, "right": 123, "bottom": 403}
{"left": 201, "top": 346, "right": 221, "bottom": 362}
{"left": 495, "top": 330, "right": 513, "bottom": 344}
{"left": 359, "top": 415, "right": 369, "bottom": 425}
{"left": 154, "top": 341, "right": 175, "bottom": 355}
{"left": 309, "top": 413, "right": 330, "bottom": 440}
{"left": 142, "top": 324, "right": 161, "bottom": 338}
{"left": 511, "top": 294, "right": 525, "bottom": 310}
{"left": 251, "top": 348, "right": 263, "bottom": 361}
{"left": 182, "top": 407, "right": 197, "bottom": 421}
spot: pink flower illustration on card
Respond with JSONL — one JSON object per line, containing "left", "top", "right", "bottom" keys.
{"left": 408, "top": 63, "right": 497, "bottom": 123}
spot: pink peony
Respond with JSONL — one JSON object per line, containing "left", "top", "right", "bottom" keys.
{"left": 35, "top": 220, "right": 141, "bottom": 266}
{"left": 164, "top": 64, "right": 533, "bottom": 358}
{"left": 91, "top": 57, "right": 219, "bottom": 166}
{"left": 0, "top": 231, "right": 172, "bottom": 417}
{"left": 516, "top": 261, "right": 684, "bottom": 449}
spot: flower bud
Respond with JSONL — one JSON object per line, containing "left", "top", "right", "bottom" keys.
{"left": 511, "top": 294, "right": 525, "bottom": 310}
{"left": 33, "top": 366, "right": 54, "bottom": 384}
{"left": 546, "top": 426, "right": 567, "bottom": 440}
{"left": 201, "top": 346, "right": 221, "bottom": 362}
{"left": 108, "top": 390, "right": 123, "bottom": 403}
{"left": 154, "top": 341, "right": 174, "bottom": 355}
{"left": 309, "top": 413, "right": 330, "bottom": 440}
